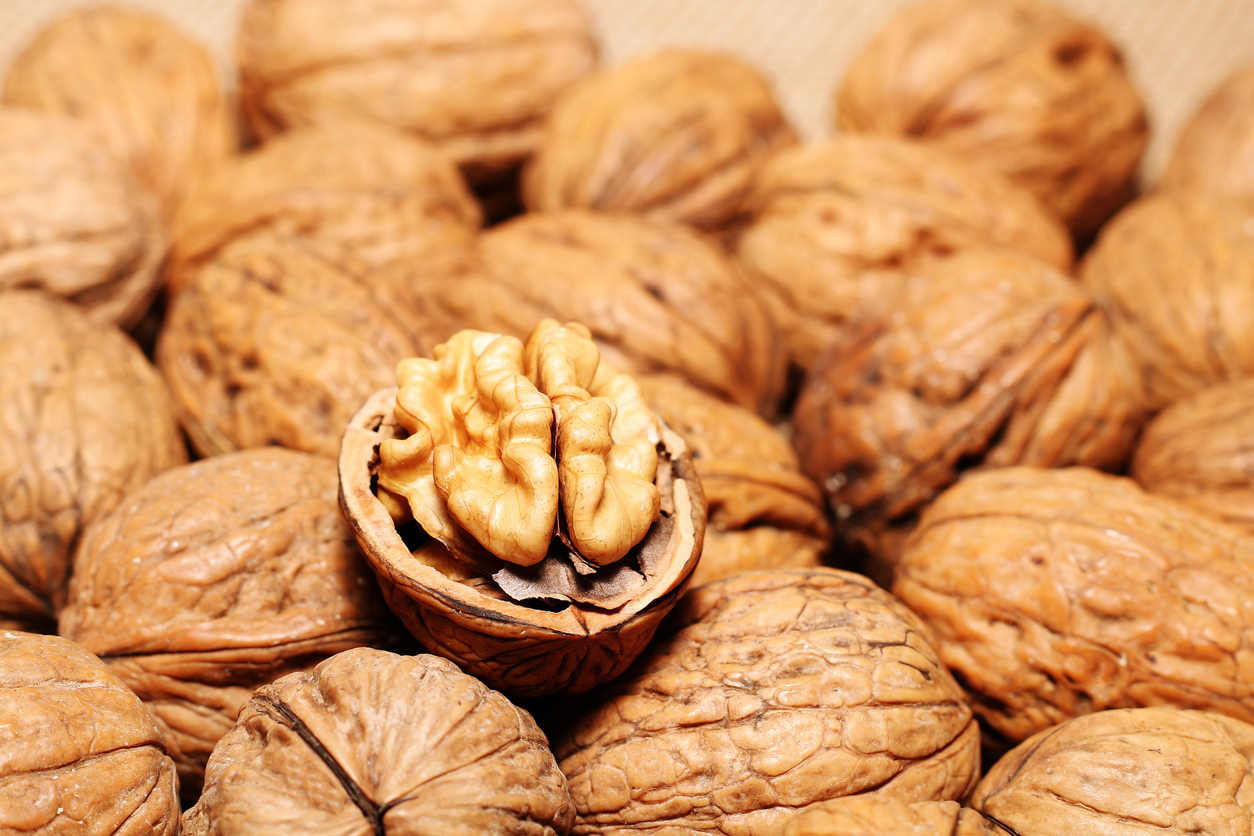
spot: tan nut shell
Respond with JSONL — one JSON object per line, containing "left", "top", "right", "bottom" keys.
{"left": 894, "top": 467, "right": 1254, "bottom": 743}
{"left": 735, "top": 135, "right": 1073, "bottom": 369}
{"left": 1131, "top": 379, "right": 1254, "bottom": 535}
{"left": 340, "top": 386, "right": 705, "bottom": 697}
{"left": 408, "top": 210, "right": 785, "bottom": 416}
{"left": 0, "top": 109, "right": 164, "bottom": 328}
{"left": 237, "top": 0, "right": 597, "bottom": 180}
{"left": 783, "top": 797, "right": 999, "bottom": 836}
{"left": 0, "top": 290, "right": 186, "bottom": 629}
{"left": 1081, "top": 193, "right": 1254, "bottom": 412}
{"left": 971, "top": 708, "right": 1254, "bottom": 836}
{"left": 183, "top": 649, "right": 574, "bottom": 836}
{"left": 523, "top": 49, "right": 797, "bottom": 230}
{"left": 836, "top": 0, "right": 1147, "bottom": 238}
{"left": 1161, "top": 65, "right": 1254, "bottom": 199}
{"left": 58, "top": 449, "right": 399, "bottom": 796}
{"left": 554, "top": 568, "right": 980, "bottom": 836}
{"left": 3, "top": 7, "right": 236, "bottom": 223}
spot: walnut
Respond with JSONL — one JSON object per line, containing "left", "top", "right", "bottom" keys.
{"left": 553, "top": 568, "right": 980, "bottom": 836}
{"left": 0, "top": 290, "right": 186, "bottom": 631}
{"left": 339, "top": 322, "right": 705, "bottom": 696}
{"left": 636, "top": 373, "right": 829, "bottom": 587}
{"left": 236, "top": 0, "right": 597, "bottom": 182}
{"left": 0, "top": 631, "right": 180, "bottom": 834}
{"left": 791, "top": 250, "right": 1145, "bottom": 583}
{"left": 406, "top": 210, "right": 785, "bottom": 416}
{"left": 158, "top": 231, "right": 462, "bottom": 459}
{"left": 1080, "top": 192, "right": 1254, "bottom": 412}
{"left": 522, "top": 49, "right": 797, "bottom": 231}
{"left": 1161, "top": 65, "right": 1254, "bottom": 199}
{"left": 893, "top": 466, "right": 1254, "bottom": 744}
{"left": 183, "top": 648, "right": 573, "bottom": 835}
{"left": 58, "top": 448, "right": 400, "bottom": 798}
{"left": 1131, "top": 380, "right": 1254, "bottom": 534}
{"left": 734, "top": 134, "right": 1073, "bottom": 369}
{"left": 971, "top": 708, "right": 1254, "bottom": 836}
{"left": 783, "top": 797, "right": 999, "bottom": 836}
{"left": 0, "top": 108, "right": 164, "bottom": 328}
{"left": 836, "top": 0, "right": 1148, "bottom": 239}
{"left": 3, "top": 6, "right": 236, "bottom": 223}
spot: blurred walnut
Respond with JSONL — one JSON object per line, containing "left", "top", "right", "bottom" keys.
{"left": 784, "top": 797, "right": 999, "bottom": 836}
{"left": 0, "top": 108, "right": 164, "bottom": 328}
{"left": 523, "top": 50, "right": 796, "bottom": 230}
{"left": 1161, "top": 65, "right": 1254, "bottom": 199}
{"left": 0, "top": 290, "right": 186, "bottom": 631}
{"left": 3, "top": 6, "right": 236, "bottom": 223}
{"left": 895, "top": 467, "right": 1254, "bottom": 743}
{"left": 836, "top": 0, "right": 1147, "bottom": 238}
{"left": 792, "top": 250, "right": 1145, "bottom": 582}
{"left": 59, "top": 448, "right": 400, "bottom": 798}
{"left": 972, "top": 708, "right": 1254, "bottom": 836}
{"left": 408, "top": 210, "right": 785, "bottom": 416}
{"left": 1131, "top": 380, "right": 1254, "bottom": 534}
{"left": 735, "top": 135, "right": 1073, "bottom": 369}
{"left": 554, "top": 569, "right": 980, "bottom": 836}
{"left": 0, "top": 632, "right": 180, "bottom": 834}
{"left": 636, "top": 374, "right": 829, "bottom": 587}
{"left": 1081, "top": 193, "right": 1254, "bottom": 411}
{"left": 237, "top": 0, "right": 597, "bottom": 182}
{"left": 184, "top": 648, "right": 573, "bottom": 835}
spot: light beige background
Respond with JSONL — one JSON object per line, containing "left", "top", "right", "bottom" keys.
{"left": 2, "top": 0, "right": 1253, "bottom": 179}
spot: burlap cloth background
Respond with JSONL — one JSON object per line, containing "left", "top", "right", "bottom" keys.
{"left": 2, "top": 0, "right": 1253, "bottom": 179}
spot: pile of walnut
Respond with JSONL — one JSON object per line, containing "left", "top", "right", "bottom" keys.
{"left": 3, "top": 0, "right": 1254, "bottom": 832}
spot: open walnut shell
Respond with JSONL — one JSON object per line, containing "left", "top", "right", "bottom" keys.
{"left": 339, "top": 324, "right": 705, "bottom": 697}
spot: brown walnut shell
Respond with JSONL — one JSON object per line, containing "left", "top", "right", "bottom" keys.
{"left": 158, "top": 231, "right": 462, "bottom": 459}
{"left": 1131, "top": 379, "right": 1254, "bottom": 534}
{"left": 58, "top": 448, "right": 400, "bottom": 798}
{"left": 792, "top": 249, "right": 1145, "bottom": 581}
{"left": 836, "top": 0, "right": 1148, "bottom": 239}
{"left": 1081, "top": 192, "right": 1254, "bottom": 412}
{"left": 971, "top": 708, "right": 1254, "bottom": 836}
{"left": 894, "top": 466, "right": 1254, "bottom": 744}
{"left": 340, "top": 386, "right": 705, "bottom": 697}
{"left": 237, "top": 0, "right": 597, "bottom": 182}
{"left": 3, "top": 6, "right": 236, "bottom": 223}
{"left": 0, "top": 290, "right": 186, "bottom": 630}
{"left": 408, "top": 210, "right": 786, "bottom": 416}
{"left": 636, "top": 373, "right": 829, "bottom": 587}
{"left": 523, "top": 49, "right": 797, "bottom": 231}
{"left": 783, "top": 797, "right": 999, "bottom": 836}
{"left": 1161, "top": 65, "right": 1254, "bottom": 199}
{"left": 554, "top": 568, "right": 980, "bottom": 836}
{"left": 0, "top": 109, "right": 164, "bottom": 329}
{"left": 183, "top": 648, "right": 574, "bottom": 836}
{"left": 0, "top": 632, "right": 180, "bottom": 834}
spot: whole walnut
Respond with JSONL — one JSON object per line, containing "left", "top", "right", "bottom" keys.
{"left": 237, "top": 0, "right": 597, "bottom": 182}
{"left": 792, "top": 250, "right": 1145, "bottom": 582}
{"left": 554, "top": 569, "right": 980, "bottom": 836}
{"left": 636, "top": 373, "right": 829, "bottom": 588}
{"left": 0, "top": 108, "right": 164, "bottom": 328}
{"left": 58, "top": 448, "right": 400, "bottom": 798}
{"left": 183, "top": 648, "right": 574, "bottom": 835}
{"left": 523, "top": 50, "right": 797, "bottom": 231}
{"left": 1131, "top": 380, "right": 1254, "bottom": 534}
{"left": 0, "top": 290, "right": 186, "bottom": 631}
{"left": 409, "top": 210, "right": 785, "bottom": 416}
{"left": 0, "top": 631, "right": 180, "bottom": 834}
{"left": 1081, "top": 192, "right": 1254, "bottom": 411}
{"left": 3, "top": 6, "right": 236, "bottom": 223}
{"left": 158, "top": 231, "right": 462, "bottom": 459}
{"left": 1161, "top": 65, "right": 1254, "bottom": 199}
{"left": 734, "top": 134, "right": 1073, "bottom": 369}
{"left": 783, "top": 797, "right": 999, "bottom": 836}
{"left": 894, "top": 466, "right": 1254, "bottom": 744}
{"left": 971, "top": 708, "right": 1254, "bottom": 836}
{"left": 836, "top": 0, "right": 1148, "bottom": 238}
